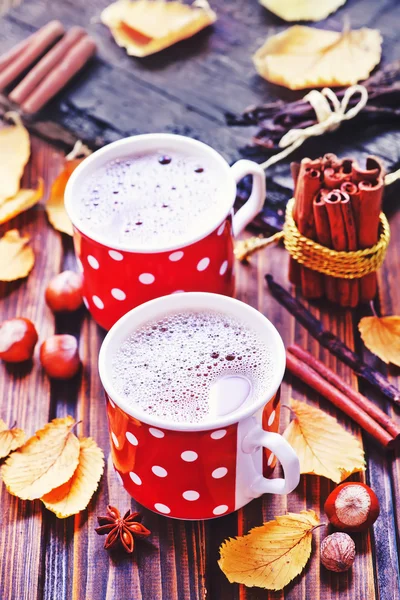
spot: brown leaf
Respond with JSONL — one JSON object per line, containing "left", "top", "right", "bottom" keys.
{"left": 253, "top": 25, "right": 382, "bottom": 90}
{"left": 0, "top": 229, "right": 35, "bottom": 282}
{"left": 1, "top": 416, "right": 80, "bottom": 500}
{"left": 283, "top": 399, "right": 365, "bottom": 483}
{"left": 101, "top": 0, "right": 217, "bottom": 57}
{"left": 46, "top": 159, "right": 84, "bottom": 236}
{"left": 219, "top": 510, "right": 319, "bottom": 590}
{"left": 0, "top": 179, "right": 43, "bottom": 225}
{"left": 0, "top": 113, "right": 30, "bottom": 200}
{"left": 259, "top": 0, "right": 347, "bottom": 22}
{"left": 359, "top": 316, "right": 400, "bottom": 367}
{"left": 0, "top": 419, "right": 26, "bottom": 459}
{"left": 42, "top": 437, "right": 105, "bottom": 518}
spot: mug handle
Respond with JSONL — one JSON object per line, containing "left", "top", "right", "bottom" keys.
{"left": 230, "top": 160, "right": 266, "bottom": 237}
{"left": 242, "top": 424, "right": 300, "bottom": 495}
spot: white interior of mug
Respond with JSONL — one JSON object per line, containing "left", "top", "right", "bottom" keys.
{"left": 64, "top": 134, "right": 237, "bottom": 254}
{"left": 99, "top": 292, "right": 286, "bottom": 431}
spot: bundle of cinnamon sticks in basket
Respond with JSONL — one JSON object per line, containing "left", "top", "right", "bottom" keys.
{"left": 0, "top": 21, "right": 96, "bottom": 114}
{"left": 290, "top": 153, "right": 384, "bottom": 306}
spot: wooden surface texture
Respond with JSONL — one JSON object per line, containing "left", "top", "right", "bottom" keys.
{"left": 1, "top": 0, "right": 400, "bottom": 599}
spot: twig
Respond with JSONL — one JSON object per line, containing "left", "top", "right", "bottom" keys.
{"left": 265, "top": 274, "right": 400, "bottom": 404}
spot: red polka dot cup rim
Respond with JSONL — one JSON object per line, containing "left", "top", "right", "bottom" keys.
{"left": 64, "top": 133, "right": 237, "bottom": 254}
{"left": 98, "top": 292, "right": 286, "bottom": 432}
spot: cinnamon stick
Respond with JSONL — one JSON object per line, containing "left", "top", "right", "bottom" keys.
{"left": 22, "top": 35, "right": 97, "bottom": 114}
{"left": 288, "top": 344, "right": 400, "bottom": 439}
{"left": 265, "top": 274, "right": 400, "bottom": 403}
{"left": 10, "top": 27, "right": 86, "bottom": 105}
{"left": 340, "top": 181, "right": 360, "bottom": 232}
{"left": 323, "top": 167, "right": 350, "bottom": 189}
{"left": 357, "top": 178, "right": 384, "bottom": 303}
{"left": 286, "top": 350, "right": 395, "bottom": 448}
{"left": 0, "top": 30, "right": 39, "bottom": 71}
{"left": 340, "top": 194, "right": 359, "bottom": 307}
{"left": 313, "top": 190, "right": 336, "bottom": 303}
{"left": 351, "top": 156, "right": 382, "bottom": 184}
{"left": 324, "top": 190, "right": 349, "bottom": 305}
{"left": 0, "top": 21, "right": 65, "bottom": 91}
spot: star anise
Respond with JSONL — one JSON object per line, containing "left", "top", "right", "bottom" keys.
{"left": 95, "top": 505, "right": 151, "bottom": 554}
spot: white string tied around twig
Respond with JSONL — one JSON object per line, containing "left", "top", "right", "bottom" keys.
{"left": 260, "top": 84, "right": 369, "bottom": 170}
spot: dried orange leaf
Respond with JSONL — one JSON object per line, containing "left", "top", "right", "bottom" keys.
{"left": 0, "top": 178, "right": 43, "bottom": 225}
{"left": 101, "top": 0, "right": 217, "bottom": 57}
{"left": 253, "top": 25, "right": 382, "bottom": 90}
{"left": 46, "top": 159, "right": 83, "bottom": 236}
{"left": 283, "top": 399, "right": 365, "bottom": 483}
{"left": 0, "top": 421, "right": 26, "bottom": 459}
{"left": 42, "top": 437, "right": 104, "bottom": 518}
{"left": 259, "top": 0, "right": 347, "bottom": 22}
{"left": 1, "top": 416, "right": 80, "bottom": 500}
{"left": 0, "top": 113, "right": 30, "bottom": 200}
{"left": 359, "top": 316, "right": 400, "bottom": 367}
{"left": 219, "top": 510, "right": 319, "bottom": 590}
{"left": 0, "top": 229, "right": 35, "bottom": 282}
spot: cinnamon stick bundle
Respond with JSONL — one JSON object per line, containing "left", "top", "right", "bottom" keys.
{"left": 289, "top": 154, "right": 385, "bottom": 306}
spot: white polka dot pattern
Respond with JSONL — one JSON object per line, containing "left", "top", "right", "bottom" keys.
{"left": 217, "top": 223, "right": 225, "bottom": 236}
{"left": 212, "top": 467, "right": 228, "bottom": 479}
{"left": 111, "top": 288, "right": 126, "bottom": 301}
{"left": 155, "top": 503, "right": 171, "bottom": 514}
{"left": 111, "top": 432, "right": 119, "bottom": 448}
{"left": 149, "top": 428, "right": 164, "bottom": 438}
{"left": 139, "top": 273, "right": 155, "bottom": 285}
{"left": 210, "top": 430, "right": 227, "bottom": 440}
{"left": 183, "top": 490, "right": 200, "bottom": 501}
{"left": 92, "top": 295, "right": 104, "bottom": 309}
{"left": 169, "top": 251, "right": 184, "bottom": 262}
{"left": 126, "top": 431, "right": 138, "bottom": 446}
{"left": 197, "top": 257, "right": 210, "bottom": 272}
{"left": 213, "top": 505, "right": 228, "bottom": 516}
{"left": 129, "top": 471, "right": 142, "bottom": 485}
{"left": 181, "top": 450, "right": 198, "bottom": 462}
{"left": 109, "top": 250, "right": 124, "bottom": 261}
{"left": 172, "top": 290, "right": 185, "bottom": 294}
{"left": 87, "top": 255, "right": 99, "bottom": 269}
{"left": 152, "top": 466, "right": 168, "bottom": 478}
{"left": 268, "top": 410, "right": 276, "bottom": 427}
{"left": 219, "top": 260, "right": 228, "bottom": 276}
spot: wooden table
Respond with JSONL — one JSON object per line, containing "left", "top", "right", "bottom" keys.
{"left": 1, "top": 0, "right": 400, "bottom": 599}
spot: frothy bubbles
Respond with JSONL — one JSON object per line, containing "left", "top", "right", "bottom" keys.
{"left": 76, "top": 150, "right": 221, "bottom": 250}
{"left": 111, "top": 309, "right": 274, "bottom": 425}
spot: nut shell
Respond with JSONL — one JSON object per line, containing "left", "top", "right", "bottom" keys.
{"left": 40, "top": 334, "right": 81, "bottom": 379}
{"left": 45, "top": 270, "right": 83, "bottom": 313}
{"left": 324, "top": 482, "right": 380, "bottom": 532}
{"left": 320, "top": 532, "right": 355, "bottom": 572}
{"left": 0, "top": 318, "right": 38, "bottom": 362}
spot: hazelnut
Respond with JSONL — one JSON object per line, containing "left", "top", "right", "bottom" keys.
{"left": 40, "top": 334, "right": 80, "bottom": 379}
{"left": 45, "top": 270, "right": 83, "bottom": 313}
{"left": 0, "top": 318, "right": 38, "bottom": 362}
{"left": 324, "top": 482, "right": 380, "bottom": 533}
{"left": 320, "top": 532, "right": 355, "bottom": 572}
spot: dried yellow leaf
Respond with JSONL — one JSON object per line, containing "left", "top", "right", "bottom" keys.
{"left": 0, "top": 178, "right": 43, "bottom": 225}
{"left": 46, "top": 159, "right": 83, "bottom": 236}
{"left": 0, "top": 229, "right": 35, "bottom": 282}
{"left": 359, "top": 316, "right": 400, "bottom": 367}
{"left": 42, "top": 437, "right": 104, "bottom": 518}
{"left": 0, "top": 419, "right": 26, "bottom": 459}
{"left": 0, "top": 114, "right": 30, "bottom": 200}
{"left": 102, "top": 0, "right": 217, "bottom": 57}
{"left": 259, "top": 0, "right": 347, "bottom": 22}
{"left": 253, "top": 25, "right": 382, "bottom": 90}
{"left": 1, "top": 416, "right": 80, "bottom": 500}
{"left": 283, "top": 399, "right": 365, "bottom": 483}
{"left": 219, "top": 510, "right": 319, "bottom": 590}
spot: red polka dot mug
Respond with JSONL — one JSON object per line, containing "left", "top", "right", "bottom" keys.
{"left": 65, "top": 134, "right": 266, "bottom": 330}
{"left": 98, "top": 292, "right": 300, "bottom": 520}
